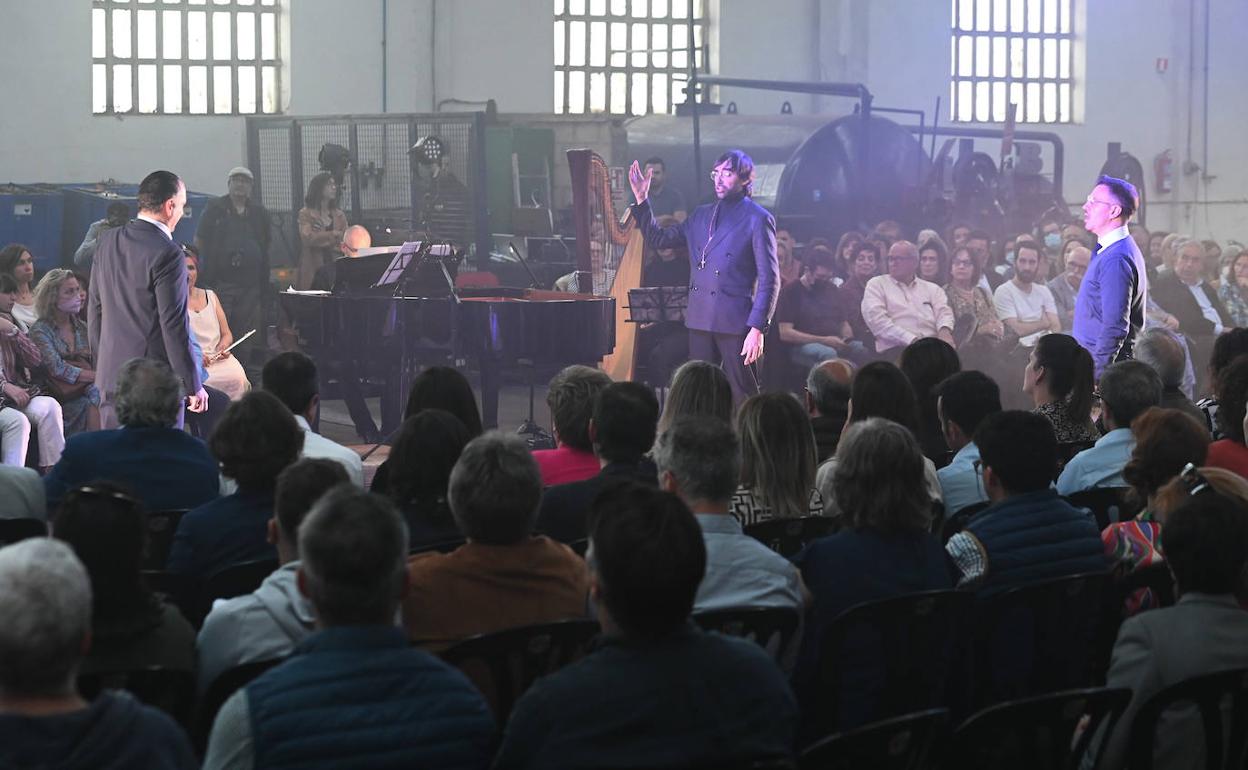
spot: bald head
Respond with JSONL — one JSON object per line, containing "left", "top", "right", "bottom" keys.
{"left": 341, "top": 225, "right": 372, "bottom": 257}
{"left": 806, "top": 359, "right": 854, "bottom": 417}
{"left": 887, "top": 240, "right": 919, "bottom": 282}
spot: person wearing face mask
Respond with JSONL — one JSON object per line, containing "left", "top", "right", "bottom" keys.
{"left": 29, "top": 269, "right": 100, "bottom": 436}
{"left": 775, "top": 246, "right": 860, "bottom": 369}
{"left": 0, "top": 274, "right": 65, "bottom": 469}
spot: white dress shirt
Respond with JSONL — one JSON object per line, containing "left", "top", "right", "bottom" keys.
{"left": 294, "top": 415, "right": 365, "bottom": 488}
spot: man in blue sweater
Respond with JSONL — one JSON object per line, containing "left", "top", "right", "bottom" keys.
{"left": 203, "top": 486, "right": 494, "bottom": 770}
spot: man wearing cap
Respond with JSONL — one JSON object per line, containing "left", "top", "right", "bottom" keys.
{"left": 194, "top": 166, "right": 271, "bottom": 373}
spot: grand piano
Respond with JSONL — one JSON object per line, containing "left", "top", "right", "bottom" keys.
{"left": 280, "top": 249, "right": 616, "bottom": 432}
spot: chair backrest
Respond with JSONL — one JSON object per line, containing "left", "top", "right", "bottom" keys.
{"left": 144, "top": 510, "right": 187, "bottom": 570}
{"left": 194, "top": 558, "right": 279, "bottom": 628}
{"left": 976, "top": 572, "right": 1111, "bottom": 707}
{"left": 813, "top": 590, "right": 972, "bottom": 734}
{"left": 0, "top": 517, "right": 47, "bottom": 545}
{"left": 193, "top": 657, "right": 286, "bottom": 753}
{"left": 1055, "top": 441, "right": 1097, "bottom": 480}
{"left": 744, "top": 516, "right": 838, "bottom": 558}
{"left": 693, "top": 606, "right": 801, "bottom": 665}
{"left": 77, "top": 666, "right": 197, "bottom": 727}
{"left": 1065, "top": 487, "right": 1134, "bottom": 530}
{"left": 940, "top": 501, "right": 991, "bottom": 543}
{"left": 1127, "top": 668, "right": 1248, "bottom": 770}
{"left": 798, "top": 708, "right": 948, "bottom": 770}
{"left": 440, "top": 619, "right": 600, "bottom": 723}
{"left": 948, "top": 686, "right": 1131, "bottom": 770}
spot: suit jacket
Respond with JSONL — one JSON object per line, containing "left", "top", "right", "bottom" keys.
{"left": 633, "top": 197, "right": 779, "bottom": 335}
{"left": 88, "top": 219, "right": 201, "bottom": 413}
{"left": 1150, "top": 272, "right": 1231, "bottom": 339}
{"left": 43, "top": 426, "right": 220, "bottom": 514}
{"left": 1098, "top": 593, "right": 1248, "bottom": 770}
{"left": 1073, "top": 237, "right": 1148, "bottom": 378}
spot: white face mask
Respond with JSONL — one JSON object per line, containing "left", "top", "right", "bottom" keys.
{"left": 58, "top": 295, "right": 83, "bottom": 314}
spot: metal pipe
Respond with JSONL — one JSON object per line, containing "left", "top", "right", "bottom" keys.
{"left": 381, "top": 0, "right": 387, "bottom": 112}
{"left": 689, "top": 15, "right": 703, "bottom": 200}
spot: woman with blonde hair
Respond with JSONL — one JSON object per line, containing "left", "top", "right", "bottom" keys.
{"left": 29, "top": 269, "right": 100, "bottom": 434}
{"left": 731, "top": 392, "right": 821, "bottom": 526}
{"left": 656, "top": 359, "right": 733, "bottom": 435}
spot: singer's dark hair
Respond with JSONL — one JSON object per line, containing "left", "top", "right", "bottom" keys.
{"left": 1097, "top": 174, "right": 1138, "bottom": 221}
{"left": 137, "top": 171, "right": 182, "bottom": 213}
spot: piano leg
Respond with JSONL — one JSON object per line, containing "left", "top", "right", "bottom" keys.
{"left": 479, "top": 355, "right": 501, "bottom": 430}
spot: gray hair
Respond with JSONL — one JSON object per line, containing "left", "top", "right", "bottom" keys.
{"left": 0, "top": 539, "right": 91, "bottom": 696}
{"left": 114, "top": 358, "right": 183, "bottom": 428}
{"left": 1133, "top": 328, "right": 1186, "bottom": 389}
{"left": 448, "top": 432, "right": 541, "bottom": 545}
{"left": 1100, "top": 360, "right": 1164, "bottom": 429}
{"left": 806, "top": 359, "right": 853, "bottom": 416}
{"left": 652, "top": 416, "right": 739, "bottom": 505}
{"left": 833, "top": 418, "right": 931, "bottom": 534}
{"left": 298, "top": 486, "right": 408, "bottom": 626}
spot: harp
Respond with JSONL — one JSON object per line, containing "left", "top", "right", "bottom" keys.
{"left": 567, "top": 149, "right": 645, "bottom": 381}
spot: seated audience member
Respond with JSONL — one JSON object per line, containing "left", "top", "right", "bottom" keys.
{"left": 775, "top": 226, "right": 801, "bottom": 287}
{"left": 370, "top": 365, "right": 485, "bottom": 494}
{"left": 966, "top": 229, "right": 1004, "bottom": 290}
{"left": 1153, "top": 238, "right": 1233, "bottom": 396}
{"left": 403, "top": 432, "right": 589, "bottom": 648}
{"left": 918, "top": 237, "right": 950, "bottom": 285}
{"left": 642, "top": 214, "right": 692, "bottom": 288}
{"left": 0, "top": 465, "right": 43, "bottom": 519}
{"left": 1025, "top": 333, "right": 1101, "bottom": 443}
{"left": 29, "top": 269, "right": 100, "bottom": 435}
{"left": 653, "top": 416, "right": 804, "bottom": 613}
{"left": 203, "top": 487, "right": 495, "bottom": 769}
{"left": 73, "top": 201, "right": 131, "bottom": 271}
{"left": 656, "top": 359, "right": 734, "bottom": 435}
{"left": 537, "top": 382, "right": 660, "bottom": 543}
{"left": 832, "top": 231, "right": 864, "bottom": 281}
{"left": 184, "top": 246, "right": 250, "bottom": 401}
{"left": 899, "top": 337, "right": 962, "bottom": 462}
{"left": 493, "top": 483, "right": 798, "bottom": 769}
{"left": 0, "top": 244, "right": 37, "bottom": 329}
{"left": 935, "top": 371, "right": 1003, "bottom": 517}
{"left": 1133, "top": 327, "right": 1205, "bottom": 424}
{"left": 0, "top": 273, "right": 64, "bottom": 469}
{"left": 378, "top": 409, "right": 473, "bottom": 550}
{"left": 311, "top": 224, "right": 372, "bottom": 292}
{"left": 775, "top": 245, "right": 860, "bottom": 369}
{"left": 732, "top": 392, "right": 823, "bottom": 526}
{"left": 1206, "top": 355, "right": 1248, "bottom": 476}
{"left": 167, "top": 391, "right": 303, "bottom": 580}
{"left": 196, "top": 458, "right": 348, "bottom": 693}
{"left": 0, "top": 539, "right": 197, "bottom": 768}
{"left": 532, "top": 365, "right": 612, "bottom": 486}
{"left": 944, "top": 245, "right": 1007, "bottom": 356}
{"left": 52, "top": 482, "right": 194, "bottom": 676}
{"left": 993, "top": 240, "right": 1061, "bottom": 349}
{"left": 44, "top": 358, "right": 218, "bottom": 513}
{"left": 793, "top": 418, "right": 953, "bottom": 729}
{"left": 1102, "top": 409, "right": 1210, "bottom": 615}
{"left": 1048, "top": 242, "right": 1092, "bottom": 331}
{"left": 805, "top": 359, "right": 853, "bottom": 463}
{"left": 1057, "top": 361, "right": 1163, "bottom": 495}
{"left": 840, "top": 240, "right": 881, "bottom": 350}
{"left": 261, "top": 351, "right": 364, "bottom": 487}
{"left": 816, "top": 361, "right": 943, "bottom": 515}
{"left": 947, "top": 411, "right": 1106, "bottom": 594}
{"left": 1217, "top": 246, "right": 1248, "bottom": 328}
{"left": 1096, "top": 476, "right": 1248, "bottom": 770}
{"left": 1197, "top": 327, "right": 1248, "bottom": 437}
{"left": 861, "top": 240, "right": 956, "bottom": 359}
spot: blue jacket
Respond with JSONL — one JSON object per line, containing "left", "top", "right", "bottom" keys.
{"left": 44, "top": 426, "right": 219, "bottom": 513}
{"left": 633, "top": 196, "right": 779, "bottom": 334}
{"left": 246, "top": 625, "right": 493, "bottom": 770}
{"left": 1072, "top": 234, "right": 1147, "bottom": 378}
{"left": 964, "top": 489, "right": 1108, "bottom": 597}
{"left": 166, "top": 488, "right": 276, "bottom": 579}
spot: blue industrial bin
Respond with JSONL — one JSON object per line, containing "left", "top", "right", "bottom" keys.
{"left": 0, "top": 184, "right": 64, "bottom": 270}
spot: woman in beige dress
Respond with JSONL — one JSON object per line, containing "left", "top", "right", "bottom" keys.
{"left": 186, "top": 249, "right": 250, "bottom": 400}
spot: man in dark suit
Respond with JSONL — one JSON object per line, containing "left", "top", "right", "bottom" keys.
{"left": 88, "top": 170, "right": 207, "bottom": 428}
{"left": 629, "top": 150, "right": 780, "bottom": 402}
{"left": 1151, "top": 238, "right": 1232, "bottom": 395}
{"left": 1072, "top": 175, "right": 1148, "bottom": 380}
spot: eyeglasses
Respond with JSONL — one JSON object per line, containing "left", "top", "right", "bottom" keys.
{"left": 1085, "top": 196, "right": 1118, "bottom": 208}
{"left": 1180, "top": 463, "right": 1211, "bottom": 496}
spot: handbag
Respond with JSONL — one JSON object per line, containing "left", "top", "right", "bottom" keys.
{"left": 44, "top": 352, "right": 94, "bottom": 401}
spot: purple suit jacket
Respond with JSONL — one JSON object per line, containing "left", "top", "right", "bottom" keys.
{"left": 633, "top": 197, "right": 779, "bottom": 335}
{"left": 88, "top": 219, "right": 202, "bottom": 412}
{"left": 1072, "top": 236, "right": 1147, "bottom": 378}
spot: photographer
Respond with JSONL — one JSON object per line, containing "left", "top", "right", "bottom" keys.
{"left": 72, "top": 202, "right": 131, "bottom": 272}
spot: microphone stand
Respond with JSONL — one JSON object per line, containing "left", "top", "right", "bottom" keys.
{"left": 508, "top": 241, "right": 544, "bottom": 290}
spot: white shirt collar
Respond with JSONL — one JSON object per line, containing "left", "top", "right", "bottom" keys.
{"left": 1096, "top": 224, "right": 1130, "bottom": 251}
{"left": 135, "top": 213, "right": 173, "bottom": 241}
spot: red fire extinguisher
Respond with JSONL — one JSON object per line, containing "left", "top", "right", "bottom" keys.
{"left": 1154, "top": 150, "right": 1174, "bottom": 194}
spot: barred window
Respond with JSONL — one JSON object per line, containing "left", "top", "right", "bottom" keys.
{"left": 92, "top": 0, "right": 282, "bottom": 116}
{"left": 950, "top": 0, "right": 1076, "bottom": 124}
{"left": 554, "top": 0, "right": 709, "bottom": 116}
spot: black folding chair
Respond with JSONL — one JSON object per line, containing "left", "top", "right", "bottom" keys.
{"left": 745, "top": 516, "right": 838, "bottom": 558}
{"left": 1055, "top": 441, "right": 1097, "bottom": 480}
{"left": 1065, "top": 488, "right": 1135, "bottom": 531}
{"left": 799, "top": 708, "right": 948, "bottom": 770}
{"left": 693, "top": 606, "right": 801, "bottom": 665}
{"left": 940, "top": 501, "right": 991, "bottom": 543}
{"left": 812, "top": 590, "right": 972, "bottom": 735}
{"left": 1127, "top": 668, "right": 1248, "bottom": 770}
{"left": 1094, "top": 563, "right": 1177, "bottom": 682}
{"left": 0, "top": 517, "right": 46, "bottom": 545}
{"left": 192, "top": 558, "right": 279, "bottom": 628}
{"left": 975, "top": 572, "right": 1111, "bottom": 708}
{"left": 440, "top": 619, "right": 600, "bottom": 723}
{"left": 144, "top": 510, "right": 186, "bottom": 570}
{"left": 946, "top": 686, "right": 1131, "bottom": 770}
{"left": 193, "top": 657, "right": 286, "bottom": 753}
{"left": 78, "top": 666, "right": 196, "bottom": 727}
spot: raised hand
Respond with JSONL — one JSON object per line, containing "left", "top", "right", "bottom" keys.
{"left": 628, "top": 160, "right": 652, "bottom": 204}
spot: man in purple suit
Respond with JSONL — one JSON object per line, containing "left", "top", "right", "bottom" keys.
{"left": 628, "top": 150, "right": 779, "bottom": 401}
{"left": 1072, "top": 175, "right": 1148, "bottom": 380}
{"left": 88, "top": 170, "right": 207, "bottom": 428}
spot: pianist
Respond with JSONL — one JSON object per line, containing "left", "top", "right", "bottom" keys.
{"left": 311, "top": 225, "right": 372, "bottom": 291}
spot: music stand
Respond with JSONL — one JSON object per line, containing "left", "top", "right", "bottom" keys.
{"left": 627, "top": 286, "right": 689, "bottom": 323}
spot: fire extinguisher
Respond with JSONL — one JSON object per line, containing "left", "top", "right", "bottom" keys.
{"left": 1154, "top": 150, "right": 1174, "bottom": 194}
